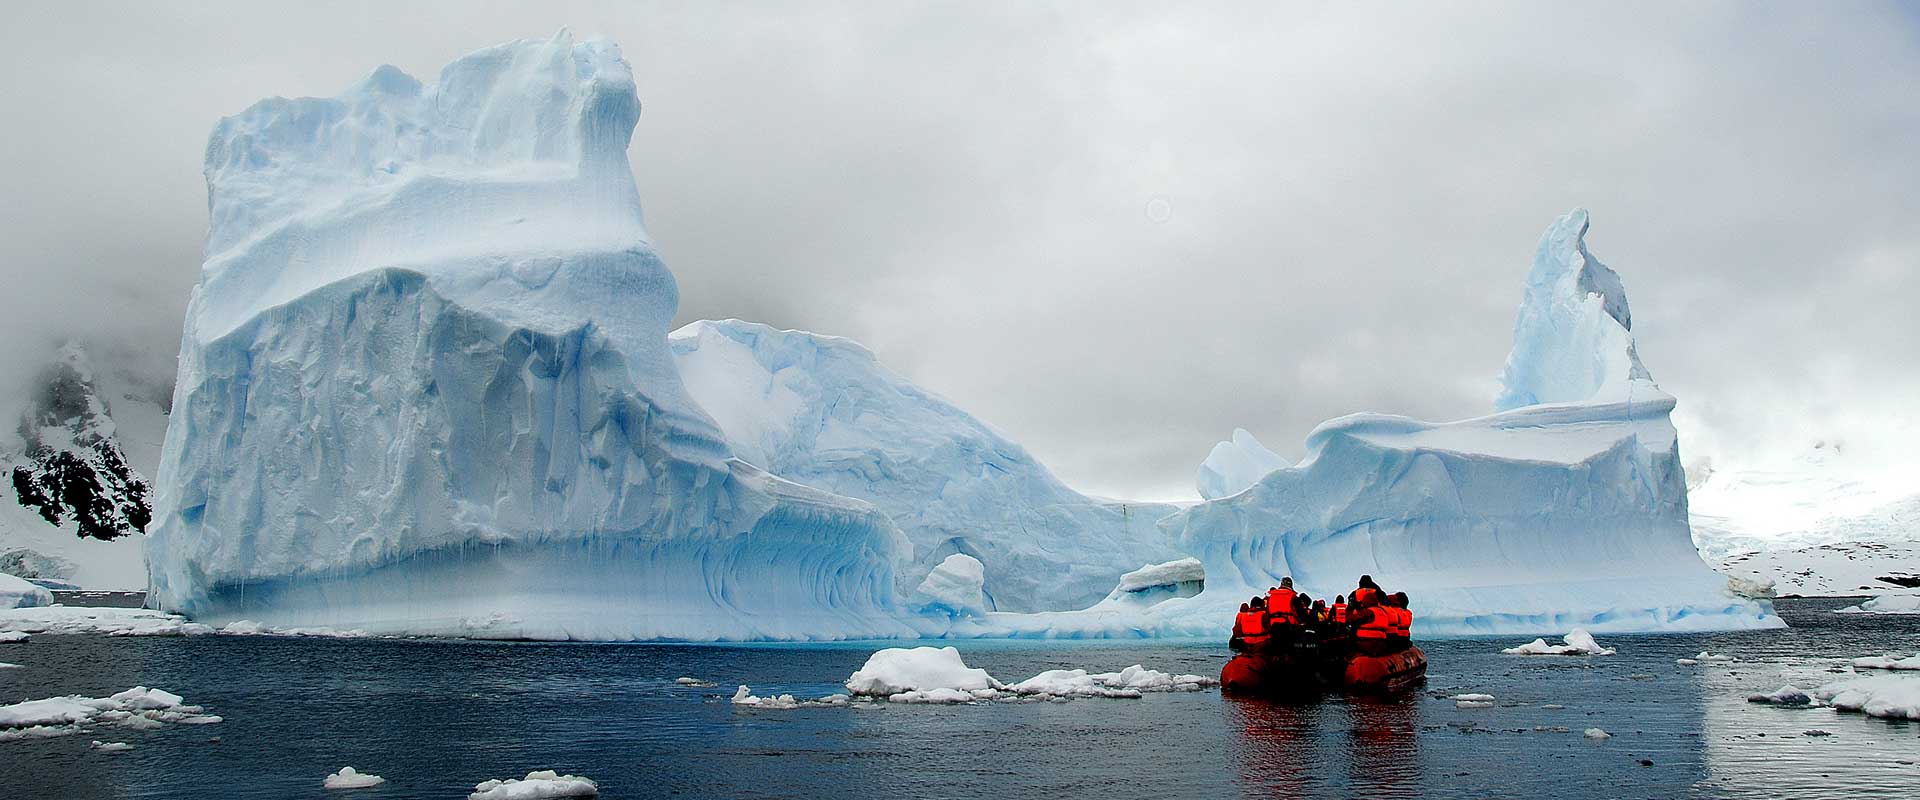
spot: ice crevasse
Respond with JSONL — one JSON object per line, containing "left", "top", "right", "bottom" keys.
{"left": 144, "top": 32, "right": 914, "bottom": 640}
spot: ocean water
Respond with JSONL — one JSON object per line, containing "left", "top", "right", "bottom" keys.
{"left": 2, "top": 598, "right": 1915, "bottom": 799}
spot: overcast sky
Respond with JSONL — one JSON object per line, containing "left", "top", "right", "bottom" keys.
{"left": 2, "top": 1, "right": 1916, "bottom": 500}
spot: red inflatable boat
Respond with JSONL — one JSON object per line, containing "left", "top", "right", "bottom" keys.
{"left": 1221, "top": 642, "right": 1426, "bottom": 696}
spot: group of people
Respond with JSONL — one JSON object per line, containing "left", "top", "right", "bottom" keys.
{"left": 1229, "top": 574, "right": 1414, "bottom": 656}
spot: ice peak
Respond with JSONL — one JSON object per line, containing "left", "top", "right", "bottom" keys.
{"left": 1495, "top": 209, "right": 1657, "bottom": 411}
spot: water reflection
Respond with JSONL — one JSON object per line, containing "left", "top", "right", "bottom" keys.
{"left": 1224, "top": 693, "right": 1423, "bottom": 799}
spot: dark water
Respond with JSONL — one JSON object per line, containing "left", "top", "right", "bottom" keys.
{"left": 3, "top": 598, "right": 1916, "bottom": 799}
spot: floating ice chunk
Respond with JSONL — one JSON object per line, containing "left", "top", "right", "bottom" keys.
{"left": 1, "top": 606, "right": 198, "bottom": 637}
{"left": 1835, "top": 594, "right": 1920, "bottom": 615}
{"left": 1502, "top": 629, "right": 1615, "bottom": 656}
{"left": 0, "top": 632, "right": 26, "bottom": 644}
{"left": 1691, "top": 652, "right": 1732, "bottom": 663}
{"left": 674, "top": 677, "right": 718, "bottom": 688}
{"left": 0, "top": 686, "right": 212, "bottom": 739}
{"left": 911, "top": 554, "right": 988, "bottom": 618}
{"left": 1851, "top": 654, "right": 1920, "bottom": 671}
{"left": 1452, "top": 692, "right": 1496, "bottom": 708}
{"left": 1746, "top": 685, "right": 1813, "bottom": 706}
{"left": 0, "top": 663, "right": 19, "bottom": 669}
{"left": 845, "top": 647, "right": 1003, "bottom": 697}
{"left": 729, "top": 685, "right": 850, "bottom": 709}
{"left": 324, "top": 767, "right": 387, "bottom": 789}
{"left": 89, "top": 741, "right": 132, "bottom": 752}
{"left": 1813, "top": 675, "right": 1920, "bottom": 720}
{"left": 886, "top": 688, "right": 982, "bottom": 704}
{"left": 1005, "top": 665, "right": 1214, "bottom": 699}
{"left": 1584, "top": 728, "right": 1612, "bottom": 739}
{"left": 0, "top": 574, "right": 53, "bottom": 610}
{"left": 468, "top": 770, "right": 599, "bottom": 799}
{"left": 1675, "top": 659, "right": 1699, "bottom": 666}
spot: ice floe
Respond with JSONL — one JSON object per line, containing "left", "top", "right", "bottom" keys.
{"left": 0, "top": 632, "right": 26, "bottom": 643}
{"left": 468, "top": 770, "right": 599, "bottom": 799}
{"left": 1835, "top": 593, "right": 1920, "bottom": 615}
{"left": 844, "top": 647, "right": 1003, "bottom": 697}
{"left": 0, "top": 574, "right": 53, "bottom": 610}
{"left": 0, "top": 687, "right": 218, "bottom": 741}
{"left": 674, "top": 677, "right": 718, "bottom": 688}
{"left": 1746, "top": 684, "right": 1813, "bottom": 706}
{"left": 1851, "top": 654, "right": 1920, "bottom": 671}
{"left": 730, "top": 686, "right": 851, "bottom": 709}
{"left": 88, "top": 740, "right": 132, "bottom": 752}
{"left": 324, "top": 767, "right": 387, "bottom": 789}
{"left": 1501, "top": 628, "right": 1615, "bottom": 656}
{"left": 1452, "top": 693, "right": 1496, "bottom": 708}
{"left": 1583, "top": 727, "right": 1611, "bottom": 739}
{"left": 1813, "top": 675, "right": 1920, "bottom": 720}
{"left": 839, "top": 647, "right": 1215, "bottom": 704}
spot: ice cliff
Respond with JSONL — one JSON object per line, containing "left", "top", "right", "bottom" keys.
{"left": 1146, "top": 209, "right": 1780, "bottom": 636}
{"left": 669, "top": 319, "right": 1180, "bottom": 611}
{"left": 146, "top": 33, "right": 911, "bottom": 639}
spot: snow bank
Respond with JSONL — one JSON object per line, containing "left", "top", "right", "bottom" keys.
{"left": 1154, "top": 211, "right": 1778, "bottom": 639}
{"left": 911, "top": 554, "right": 988, "bottom": 618}
{"left": 1502, "top": 629, "right": 1616, "bottom": 656}
{"left": 1836, "top": 594, "right": 1920, "bottom": 614}
{"left": 1851, "top": 654, "right": 1920, "bottom": 671}
{"left": 145, "top": 33, "right": 911, "bottom": 641}
{"left": 324, "top": 767, "right": 386, "bottom": 789}
{"left": 1746, "top": 685, "right": 1813, "bottom": 706}
{"left": 0, "top": 687, "right": 219, "bottom": 741}
{"left": 729, "top": 685, "right": 851, "bottom": 709}
{"left": 469, "top": 770, "right": 598, "bottom": 800}
{"left": 842, "top": 646, "right": 1214, "bottom": 703}
{"left": 0, "top": 573, "right": 52, "bottom": 610}
{"left": 669, "top": 319, "right": 1180, "bottom": 612}
{"left": 1812, "top": 675, "right": 1920, "bottom": 720}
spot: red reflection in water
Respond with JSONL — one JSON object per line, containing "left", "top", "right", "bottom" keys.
{"left": 1224, "top": 694, "right": 1423, "bottom": 798}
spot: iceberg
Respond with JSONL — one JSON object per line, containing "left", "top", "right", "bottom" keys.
{"left": 1158, "top": 209, "right": 1780, "bottom": 636}
{"left": 669, "top": 319, "right": 1180, "bottom": 611}
{"left": 1195, "top": 428, "right": 1289, "bottom": 500}
{"left": 145, "top": 33, "right": 912, "bottom": 640}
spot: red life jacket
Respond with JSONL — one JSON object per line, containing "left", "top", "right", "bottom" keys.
{"left": 1331, "top": 602, "right": 1348, "bottom": 624}
{"left": 1266, "top": 588, "right": 1299, "bottom": 624}
{"left": 1388, "top": 606, "right": 1411, "bottom": 638}
{"left": 1355, "top": 607, "right": 1391, "bottom": 640}
{"left": 1236, "top": 610, "right": 1270, "bottom": 645}
{"left": 1352, "top": 586, "right": 1381, "bottom": 606}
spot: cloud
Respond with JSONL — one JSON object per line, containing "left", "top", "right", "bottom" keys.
{"left": 0, "top": 1, "right": 1914, "bottom": 498}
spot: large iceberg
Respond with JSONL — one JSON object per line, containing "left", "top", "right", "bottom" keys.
{"left": 1151, "top": 210, "right": 1780, "bottom": 636}
{"left": 669, "top": 319, "right": 1180, "bottom": 611}
{"left": 145, "top": 33, "right": 912, "bottom": 640}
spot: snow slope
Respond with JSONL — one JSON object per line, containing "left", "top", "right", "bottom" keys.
{"left": 145, "top": 32, "right": 912, "bottom": 640}
{"left": 669, "top": 319, "right": 1180, "bottom": 611}
{"left": 1126, "top": 210, "right": 1778, "bottom": 637}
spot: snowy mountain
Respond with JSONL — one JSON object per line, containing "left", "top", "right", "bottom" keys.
{"left": 1109, "top": 210, "right": 1780, "bottom": 636}
{"left": 145, "top": 32, "right": 913, "bottom": 639}
{"left": 669, "top": 319, "right": 1181, "bottom": 612}
{"left": 0, "top": 341, "right": 167, "bottom": 589}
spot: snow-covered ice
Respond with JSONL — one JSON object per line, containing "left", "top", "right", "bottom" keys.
{"left": 1452, "top": 693, "right": 1496, "bottom": 709}
{"left": 1502, "top": 629, "right": 1616, "bottom": 656}
{"left": 0, "top": 631, "right": 26, "bottom": 643}
{"left": 469, "top": 770, "right": 598, "bottom": 799}
{"left": 670, "top": 319, "right": 1180, "bottom": 612}
{"left": 89, "top": 740, "right": 132, "bottom": 752}
{"left": 1, "top": 605, "right": 207, "bottom": 637}
{"left": 1851, "top": 654, "right": 1920, "bottom": 671}
{"left": 1811, "top": 675, "right": 1920, "bottom": 720}
{"left": 0, "top": 573, "right": 52, "bottom": 610}
{"left": 1690, "top": 652, "right": 1733, "bottom": 663}
{"left": 674, "top": 677, "right": 717, "bottom": 688}
{"left": 1836, "top": 594, "right": 1920, "bottom": 614}
{"left": 0, "top": 662, "right": 20, "bottom": 669}
{"left": 845, "top": 647, "right": 1002, "bottom": 696}
{"left": 324, "top": 767, "right": 387, "bottom": 789}
{"left": 1746, "top": 685, "right": 1813, "bottom": 706}
{"left": 144, "top": 32, "right": 912, "bottom": 641}
{"left": 1583, "top": 728, "right": 1612, "bottom": 739}
{"left": 0, "top": 686, "right": 215, "bottom": 741}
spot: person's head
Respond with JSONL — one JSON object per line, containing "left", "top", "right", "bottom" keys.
{"left": 1393, "top": 592, "right": 1409, "bottom": 608}
{"left": 1312, "top": 599, "right": 1325, "bottom": 610}
{"left": 1280, "top": 576, "right": 1293, "bottom": 589}
{"left": 1240, "top": 602, "right": 1250, "bottom": 613}
{"left": 1335, "top": 594, "right": 1345, "bottom": 604}
{"left": 1251, "top": 596, "right": 1265, "bottom": 609}
{"left": 1359, "top": 574, "right": 1376, "bottom": 588}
